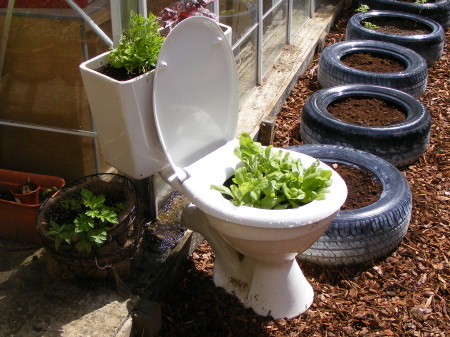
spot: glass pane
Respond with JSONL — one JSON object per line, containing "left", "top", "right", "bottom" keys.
{"left": 262, "top": 0, "right": 274, "bottom": 14}
{"left": 0, "top": 125, "right": 97, "bottom": 182}
{"left": 292, "top": 0, "right": 310, "bottom": 34}
{"left": 234, "top": 29, "right": 257, "bottom": 103}
{"left": 219, "top": 0, "right": 257, "bottom": 45}
{"left": 314, "top": 0, "right": 322, "bottom": 12}
{"left": 146, "top": 0, "right": 174, "bottom": 17}
{"left": 0, "top": 2, "right": 112, "bottom": 131}
{"left": 262, "top": 0, "right": 287, "bottom": 76}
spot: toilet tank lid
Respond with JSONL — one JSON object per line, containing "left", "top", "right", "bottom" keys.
{"left": 153, "top": 17, "right": 239, "bottom": 182}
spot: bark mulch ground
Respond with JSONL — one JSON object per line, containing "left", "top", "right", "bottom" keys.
{"left": 159, "top": 5, "right": 449, "bottom": 336}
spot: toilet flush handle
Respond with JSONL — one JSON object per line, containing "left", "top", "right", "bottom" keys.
{"left": 158, "top": 61, "right": 168, "bottom": 70}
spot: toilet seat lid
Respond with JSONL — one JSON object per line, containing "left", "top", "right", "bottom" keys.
{"left": 153, "top": 17, "right": 239, "bottom": 182}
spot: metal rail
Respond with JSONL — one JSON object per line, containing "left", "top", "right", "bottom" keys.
{"left": 0, "top": 120, "right": 97, "bottom": 137}
{"left": 0, "top": 0, "right": 15, "bottom": 77}
{"left": 64, "top": 0, "right": 113, "bottom": 47}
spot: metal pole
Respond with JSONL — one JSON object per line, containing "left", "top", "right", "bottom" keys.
{"left": 110, "top": 1, "right": 122, "bottom": 46}
{"left": 287, "top": 0, "right": 293, "bottom": 44}
{"left": 257, "top": 0, "right": 263, "bottom": 85}
{"left": 138, "top": 0, "right": 148, "bottom": 18}
{"left": 64, "top": 0, "right": 113, "bottom": 47}
{"left": 110, "top": 0, "right": 140, "bottom": 46}
{"left": 213, "top": 0, "right": 219, "bottom": 17}
{"left": 0, "top": 0, "right": 15, "bottom": 77}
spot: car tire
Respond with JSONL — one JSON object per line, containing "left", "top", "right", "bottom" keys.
{"left": 300, "top": 84, "right": 431, "bottom": 167}
{"left": 358, "top": 0, "right": 450, "bottom": 29}
{"left": 317, "top": 40, "right": 428, "bottom": 98}
{"left": 287, "top": 144, "right": 412, "bottom": 267}
{"left": 346, "top": 10, "right": 445, "bottom": 66}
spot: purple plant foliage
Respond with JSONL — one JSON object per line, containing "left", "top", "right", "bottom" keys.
{"left": 158, "top": 0, "right": 218, "bottom": 30}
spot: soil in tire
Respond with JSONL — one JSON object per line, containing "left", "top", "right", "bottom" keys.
{"left": 332, "top": 163, "right": 382, "bottom": 210}
{"left": 341, "top": 52, "right": 406, "bottom": 72}
{"left": 364, "top": 17, "right": 431, "bottom": 35}
{"left": 327, "top": 97, "right": 406, "bottom": 126}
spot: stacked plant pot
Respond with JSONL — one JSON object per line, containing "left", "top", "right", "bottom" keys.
{"left": 0, "top": 169, "right": 65, "bottom": 245}
{"left": 292, "top": 2, "right": 448, "bottom": 266}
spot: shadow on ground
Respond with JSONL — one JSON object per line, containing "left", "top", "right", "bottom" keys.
{"left": 0, "top": 242, "right": 137, "bottom": 337}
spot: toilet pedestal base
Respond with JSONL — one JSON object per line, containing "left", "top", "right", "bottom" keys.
{"left": 181, "top": 204, "right": 315, "bottom": 320}
{"left": 213, "top": 255, "right": 314, "bottom": 319}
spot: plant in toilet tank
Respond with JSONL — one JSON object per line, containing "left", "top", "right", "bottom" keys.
{"left": 109, "top": 12, "right": 164, "bottom": 75}
{"left": 211, "top": 133, "right": 332, "bottom": 209}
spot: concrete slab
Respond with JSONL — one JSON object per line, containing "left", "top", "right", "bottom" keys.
{"left": 0, "top": 245, "right": 138, "bottom": 337}
{"left": 0, "top": 193, "right": 192, "bottom": 337}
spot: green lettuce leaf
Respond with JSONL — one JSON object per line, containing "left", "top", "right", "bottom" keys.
{"left": 211, "top": 133, "right": 333, "bottom": 209}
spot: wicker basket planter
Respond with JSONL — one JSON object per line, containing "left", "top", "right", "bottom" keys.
{"left": 37, "top": 173, "right": 143, "bottom": 280}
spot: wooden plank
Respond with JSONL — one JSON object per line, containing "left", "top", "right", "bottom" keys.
{"left": 237, "top": 0, "right": 343, "bottom": 139}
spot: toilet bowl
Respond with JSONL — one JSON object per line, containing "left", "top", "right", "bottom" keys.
{"left": 82, "top": 17, "right": 347, "bottom": 319}
{"left": 159, "top": 141, "right": 347, "bottom": 318}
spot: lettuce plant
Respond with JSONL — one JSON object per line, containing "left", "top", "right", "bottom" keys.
{"left": 211, "top": 133, "right": 332, "bottom": 209}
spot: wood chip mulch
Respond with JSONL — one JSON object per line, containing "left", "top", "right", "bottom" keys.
{"left": 159, "top": 5, "right": 449, "bottom": 336}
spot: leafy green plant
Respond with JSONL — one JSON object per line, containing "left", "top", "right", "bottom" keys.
{"left": 414, "top": 0, "right": 428, "bottom": 17}
{"left": 109, "top": 12, "right": 164, "bottom": 75}
{"left": 46, "top": 188, "right": 125, "bottom": 254}
{"left": 42, "top": 186, "right": 59, "bottom": 197}
{"left": 221, "top": 9, "right": 236, "bottom": 15}
{"left": 211, "top": 133, "right": 332, "bottom": 209}
{"left": 356, "top": 4, "right": 370, "bottom": 12}
{"left": 363, "top": 21, "right": 380, "bottom": 29}
{"left": 355, "top": 5, "right": 379, "bottom": 29}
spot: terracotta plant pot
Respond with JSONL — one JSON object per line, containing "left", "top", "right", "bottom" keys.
{"left": 10, "top": 181, "right": 40, "bottom": 205}
{"left": 0, "top": 169, "right": 65, "bottom": 244}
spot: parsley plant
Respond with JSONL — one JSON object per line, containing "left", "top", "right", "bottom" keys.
{"left": 47, "top": 188, "right": 125, "bottom": 254}
{"left": 109, "top": 12, "right": 164, "bottom": 75}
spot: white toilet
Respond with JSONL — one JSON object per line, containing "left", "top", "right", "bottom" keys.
{"left": 81, "top": 17, "right": 347, "bottom": 319}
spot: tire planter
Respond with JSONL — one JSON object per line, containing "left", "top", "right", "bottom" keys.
{"left": 317, "top": 40, "right": 428, "bottom": 98}
{"left": 37, "top": 173, "right": 142, "bottom": 280}
{"left": 346, "top": 10, "right": 445, "bottom": 66}
{"left": 300, "top": 84, "right": 431, "bottom": 167}
{"left": 287, "top": 144, "right": 412, "bottom": 267}
{"left": 359, "top": 0, "right": 450, "bottom": 29}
